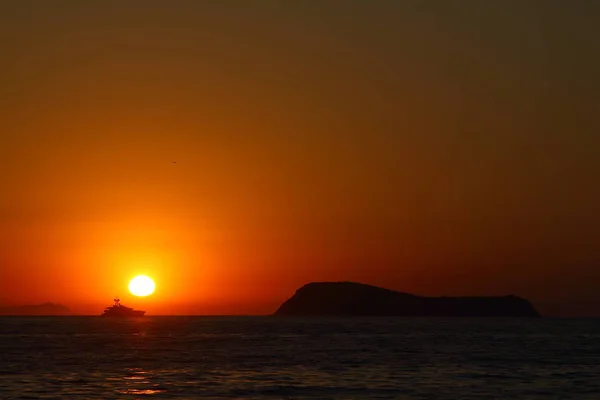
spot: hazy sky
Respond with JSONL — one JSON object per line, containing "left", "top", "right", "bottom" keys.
{"left": 1, "top": 1, "right": 598, "bottom": 315}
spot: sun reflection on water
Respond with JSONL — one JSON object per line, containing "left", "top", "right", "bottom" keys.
{"left": 118, "top": 367, "right": 167, "bottom": 396}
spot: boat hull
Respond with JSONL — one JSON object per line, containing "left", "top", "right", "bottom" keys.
{"left": 101, "top": 310, "right": 145, "bottom": 317}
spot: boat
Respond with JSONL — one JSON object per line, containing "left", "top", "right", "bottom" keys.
{"left": 101, "top": 297, "right": 145, "bottom": 317}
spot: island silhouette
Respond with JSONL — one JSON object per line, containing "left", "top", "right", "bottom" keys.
{"left": 0, "top": 283, "right": 540, "bottom": 317}
{"left": 0, "top": 303, "right": 71, "bottom": 316}
{"left": 274, "top": 282, "right": 540, "bottom": 317}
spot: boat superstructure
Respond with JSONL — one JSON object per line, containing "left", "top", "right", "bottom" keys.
{"left": 101, "top": 297, "right": 145, "bottom": 317}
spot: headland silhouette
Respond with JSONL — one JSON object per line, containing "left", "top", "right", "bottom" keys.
{"left": 274, "top": 282, "right": 540, "bottom": 317}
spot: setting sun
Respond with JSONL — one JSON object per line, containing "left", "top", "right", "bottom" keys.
{"left": 129, "top": 275, "right": 156, "bottom": 297}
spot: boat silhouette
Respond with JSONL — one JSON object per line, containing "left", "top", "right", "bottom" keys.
{"left": 101, "top": 298, "right": 145, "bottom": 317}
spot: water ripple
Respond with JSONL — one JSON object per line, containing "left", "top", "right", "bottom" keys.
{"left": 0, "top": 317, "right": 599, "bottom": 399}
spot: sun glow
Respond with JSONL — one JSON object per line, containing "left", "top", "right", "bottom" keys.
{"left": 129, "top": 275, "right": 156, "bottom": 297}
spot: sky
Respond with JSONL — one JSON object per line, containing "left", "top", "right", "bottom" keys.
{"left": 0, "top": 1, "right": 599, "bottom": 316}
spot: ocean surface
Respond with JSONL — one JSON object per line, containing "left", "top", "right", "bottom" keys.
{"left": 0, "top": 317, "right": 598, "bottom": 399}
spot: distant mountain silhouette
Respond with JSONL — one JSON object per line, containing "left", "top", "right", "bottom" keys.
{"left": 0, "top": 302, "right": 71, "bottom": 316}
{"left": 274, "top": 282, "right": 540, "bottom": 317}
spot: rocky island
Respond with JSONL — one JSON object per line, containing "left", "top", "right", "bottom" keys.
{"left": 274, "top": 282, "right": 540, "bottom": 317}
{"left": 0, "top": 302, "right": 71, "bottom": 316}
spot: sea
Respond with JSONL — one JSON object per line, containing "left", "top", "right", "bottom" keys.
{"left": 0, "top": 317, "right": 598, "bottom": 399}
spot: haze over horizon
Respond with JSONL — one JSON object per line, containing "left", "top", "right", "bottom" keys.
{"left": 1, "top": 1, "right": 599, "bottom": 316}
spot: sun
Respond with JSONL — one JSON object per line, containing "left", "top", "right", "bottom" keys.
{"left": 129, "top": 275, "right": 156, "bottom": 297}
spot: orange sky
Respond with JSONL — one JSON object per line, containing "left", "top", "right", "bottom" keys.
{"left": 1, "top": 2, "right": 599, "bottom": 316}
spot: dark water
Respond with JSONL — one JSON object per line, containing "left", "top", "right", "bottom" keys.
{"left": 0, "top": 317, "right": 598, "bottom": 399}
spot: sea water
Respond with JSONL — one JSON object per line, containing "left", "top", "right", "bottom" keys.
{"left": 0, "top": 317, "right": 598, "bottom": 399}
